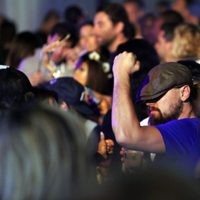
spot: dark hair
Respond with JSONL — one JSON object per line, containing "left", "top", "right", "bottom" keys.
{"left": 0, "top": 68, "right": 33, "bottom": 110}
{"left": 76, "top": 52, "right": 113, "bottom": 95}
{"left": 43, "top": 9, "right": 60, "bottom": 23}
{"left": 78, "top": 20, "right": 93, "bottom": 32}
{"left": 160, "top": 22, "right": 182, "bottom": 41}
{"left": 123, "top": 0, "right": 144, "bottom": 8}
{"left": 6, "top": 31, "right": 39, "bottom": 68}
{"left": 160, "top": 10, "right": 184, "bottom": 24}
{"left": 97, "top": 3, "right": 135, "bottom": 39}
{"left": 0, "top": 19, "right": 16, "bottom": 47}
{"left": 50, "top": 22, "right": 78, "bottom": 47}
{"left": 64, "top": 5, "right": 84, "bottom": 25}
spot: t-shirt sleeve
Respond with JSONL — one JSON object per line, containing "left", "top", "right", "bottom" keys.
{"left": 156, "top": 119, "right": 199, "bottom": 156}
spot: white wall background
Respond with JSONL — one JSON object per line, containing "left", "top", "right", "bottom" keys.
{"left": 0, "top": 0, "right": 182, "bottom": 32}
{"left": 0, "top": 0, "right": 96, "bottom": 32}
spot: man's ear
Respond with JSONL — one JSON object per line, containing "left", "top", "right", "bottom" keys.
{"left": 180, "top": 85, "right": 190, "bottom": 101}
{"left": 115, "top": 22, "right": 124, "bottom": 34}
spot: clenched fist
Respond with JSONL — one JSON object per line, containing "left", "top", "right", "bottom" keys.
{"left": 113, "top": 52, "right": 140, "bottom": 76}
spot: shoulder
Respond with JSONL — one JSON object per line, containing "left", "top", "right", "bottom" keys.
{"left": 156, "top": 118, "right": 200, "bottom": 154}
{"left": 156, "top": 118, "right": 200, "bottom": 133}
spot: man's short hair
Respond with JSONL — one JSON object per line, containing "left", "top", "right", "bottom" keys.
{"left": 160, "top": 10, "right": 184, "bottom": 25}
{"left": 97, "top": 3, "right": 135, "bottom": 39}
{"left": 160, "top": 22, "right": 182, "bottom": 41}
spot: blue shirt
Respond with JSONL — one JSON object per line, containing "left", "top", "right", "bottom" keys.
{"left": 156, "top": 118, "right": 200, "bottom": 175}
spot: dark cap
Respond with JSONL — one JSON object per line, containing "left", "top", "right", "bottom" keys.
{"left": 137, "top": 62, "right": 193, "bottom": 102}
{"left": 41, "top": 77, "right": 100, "bottom": 118}
{"left": 43, "top": 77, "right": 84, "bottom": 104}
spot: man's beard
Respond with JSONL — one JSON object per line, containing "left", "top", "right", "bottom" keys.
{"left": 101, "top": 35, "right": 117, "bottom": 50}
{"left": 148, "top": 101, "right": 183, "bottom": 125}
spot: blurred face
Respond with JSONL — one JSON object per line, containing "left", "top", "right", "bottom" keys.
{"left": 93, "top": 12, "right": 117, "bottom": 48}
{"left": 146, "top": 88, "right": 183, "bottom": 125}
{"left": 47, "top": 34, "right": 71, "bottom": 63}
{"left": 79, "top": 24, "right": 98, "bottom": 51}
{"left": 124, "top": 2, "right": 140, "bottom": 24}
{"left": 155, "top": 30, "right": 172, "bottom": 62}
{"left": 73, "top": 62, "right": 89, "bottom": 86}
{"left": 141, "top": 16, "right": 157, "bottom": 44}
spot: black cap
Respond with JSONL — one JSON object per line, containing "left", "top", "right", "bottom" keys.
{"left": 42, "top": 77, "right": 100, "bottom": 117}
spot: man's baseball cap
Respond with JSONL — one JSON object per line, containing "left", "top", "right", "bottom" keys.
{"left": 137, "top": 62, "right": 193, "bottom": 102}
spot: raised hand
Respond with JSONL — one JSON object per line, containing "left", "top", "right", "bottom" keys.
{"left": 113, "top": 51, "right": 140, "bottom": 76}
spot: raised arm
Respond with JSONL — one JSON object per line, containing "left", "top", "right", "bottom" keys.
{"left": 112, "top": 52, "right": 165, "bottom": 153}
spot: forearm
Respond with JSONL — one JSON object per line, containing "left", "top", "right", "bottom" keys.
{"left": 112, "top": 73, "right": 141, "bottom": 147}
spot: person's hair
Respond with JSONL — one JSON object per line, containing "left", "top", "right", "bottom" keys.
{"left": 156, "top": 0, "right": 170, "bottom": 12}
{"left": 78, "top": 20, "right": 93, "bottom": 32}
{"left": 160, "top": 10, "right": 184, "bottom": 24}
{"left": 172, "top": 23, "right": 200, "bottom": 60}
{"left": 6, "top": 31, "right": 39, "bottom": 68}
{"left": 123, "top": 0, "right": 144, "bottom": 8}
{"left": 160, "top": 22, "right": 181, "bottom": 41}
{"left": 76, "top": 52, "right": 113, "bottom": 95}
{"left": 138, "top": 13, "right": 157, "bottom": 44}
{"left": 0, "top": 68, "right": 33, "bottom": 110}
{"left": 49, "top": 22, "right": 78, "bottom": 47}
{"left": 97, "top": 3, "right": 135, "bottom": 39}
{"left": 43, "top": 9, "right": 60, "bottom": 23}
{"left": 0, "top": 19, "right": 16, "bottom": 47}
{"left": 0, "top": 104, "right": 91, "bottom": 199}
{"left": 64, "top": 5, "right": 85, "bottom": 25}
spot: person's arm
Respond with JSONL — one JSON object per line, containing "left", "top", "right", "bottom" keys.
{"left": 112, "top": 52, "right": 165, "bottom": 153}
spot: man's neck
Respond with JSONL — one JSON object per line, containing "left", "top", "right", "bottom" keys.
{"left": 178, "top": 103, "right": 196, "bottom": 119}
{"left": 164, "top": 55, "right": 178, "bottom": 63}
{"left": 108, "top": 35, "right": 128, "bottom": 53}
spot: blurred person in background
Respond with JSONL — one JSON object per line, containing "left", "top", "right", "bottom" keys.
{"left": 172, "top": 0, "right": 199, "bottom": 24}
{"left": 139, "top": 13, "right": 157, "bottom": 45}
{"left": 156, "top": 0, "right": 171, "bottom": 14}
{"left": 6, "top": 31, "right": 39, "bottom": 69}
{"left": 172, "top": 23, "right": 200, "bottom": 61}
{"left": 64, "top": 4, "right": 86, "bottom": 31}
{"left": 35, "top": 9, "right": 60, "bottom": 47}
{"left": 155, "top": 22, "right": 182, "bottom": 62}
{"left": 93, "top": 3, "right": 135, "bottom": 61}
{"left": 0, "top": 68, "right": 34, "bottom": 113}
{"left": 78, "top": 21, "right": 99, "bottom": 53}
{"left": 123, "top": 0, "right": 144, "bottom": 38}
{"left": 17, "top": 23, "right": 77, "bottom": 86}
{"left": 73, "top": 51, "right": 113, "bottom": 119}
{"left": 0, "top": 18, "right": 17, "bottom": 64}
{"left": 153, "top": 10, "right": 184, "bottom": 45}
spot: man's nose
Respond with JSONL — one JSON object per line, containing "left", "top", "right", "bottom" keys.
{"left": 146, "top": 102, "right": 155, "bottom": 107}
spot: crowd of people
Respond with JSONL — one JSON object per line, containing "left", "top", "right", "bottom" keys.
{"left": 0, "top": 0, "right": 200, "bottom": 199}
